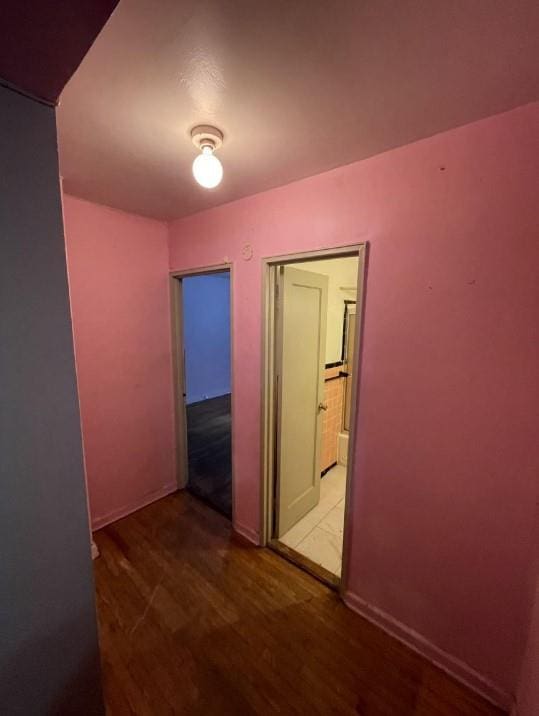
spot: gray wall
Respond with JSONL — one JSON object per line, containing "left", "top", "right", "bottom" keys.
{"left": 0, "top": 85, "right": 103, "bottom": 715}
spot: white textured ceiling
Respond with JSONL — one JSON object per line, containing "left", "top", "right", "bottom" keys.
{"left": 58, "top": 0, "right": 539, "bottom": 220}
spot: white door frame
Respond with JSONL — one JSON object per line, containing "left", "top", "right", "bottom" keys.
{"left": 260, "top": 244, "right": 367, "bottom": 592}
{"left": 169, "top": 263, "right": 235, "bottom": 522}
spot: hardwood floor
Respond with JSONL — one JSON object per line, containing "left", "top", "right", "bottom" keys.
{"left": 186, "top": 394, "right": 232, "bottom": 519}
{"left": 93, "top": 492, "right": 505, "bottom": 716}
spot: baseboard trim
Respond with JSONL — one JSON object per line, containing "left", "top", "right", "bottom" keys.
{"left": 91, "top": 539, "right": 100, "bottom": 560}
{"left": 92, "top": 483, "right": 178, "bottom": 531}
{"left": 343, "top": 590, "right": 513, "bottom": 713}
{"left": 233, "top": 521, "right": 260, "bottom": 546}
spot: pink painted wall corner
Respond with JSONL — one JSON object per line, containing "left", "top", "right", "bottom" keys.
{"left": 63, "top": 195, "right": 176, "bottom": 529}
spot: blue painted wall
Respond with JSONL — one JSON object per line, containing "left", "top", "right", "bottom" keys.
{"left": 182, "top": 273, "right": 231, "bottom": 404}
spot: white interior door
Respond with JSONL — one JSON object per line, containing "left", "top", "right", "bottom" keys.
{"left": 275, "top": 265, "right": 328, "bottom": 538}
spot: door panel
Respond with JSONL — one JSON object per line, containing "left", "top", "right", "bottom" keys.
{"left": 276, "top": 266, "right": 328, "bottom": 537}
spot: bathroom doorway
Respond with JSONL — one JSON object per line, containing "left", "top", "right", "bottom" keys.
{"left": 170, "top": 267, "right": 233, "bottom": 519}
{"left": 262, "top": 246, "right": 366, "bottom": 587}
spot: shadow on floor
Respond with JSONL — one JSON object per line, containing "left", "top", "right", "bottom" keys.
{"left": 186, "top": 393, "right": 232, "bottom": 519}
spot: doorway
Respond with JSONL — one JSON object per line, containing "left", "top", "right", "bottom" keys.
{"left": 262, "top": 247, "right": 365, "bottom": 587}
{"left": 171, "top": 267, "right": 233, "bottom": 519}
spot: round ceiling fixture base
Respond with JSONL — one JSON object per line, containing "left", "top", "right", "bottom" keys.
{"left": 191, "top": 125, "right": 223, "bottom": 151}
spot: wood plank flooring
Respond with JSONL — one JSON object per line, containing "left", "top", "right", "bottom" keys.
{"left": 186, "top": 394, "right": 232, "bottom": 519}
{"left": 93, "top": 492, "right": 505, "bottom": 715}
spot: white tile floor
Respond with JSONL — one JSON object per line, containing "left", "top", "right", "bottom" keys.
{"left": 280, "top": 464, "right": 346, "bottom": 577}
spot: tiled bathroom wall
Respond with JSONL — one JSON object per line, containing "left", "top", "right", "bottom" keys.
{"left": 321, "top": 366, "right": 346, "bottom": 472}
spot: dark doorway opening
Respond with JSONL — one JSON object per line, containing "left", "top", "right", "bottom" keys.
{"left": 186, "top": 393, "right": 232, "bottom": 518}
{"left": 181, "top": 272, "right": 232, "bottom": 519}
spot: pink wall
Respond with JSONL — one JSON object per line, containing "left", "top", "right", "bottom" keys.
{"left": 168, "top": 104, "right": 539, "bottom": 704}
{"left": 63, "top": 195, "right": 175, "bottom": 529}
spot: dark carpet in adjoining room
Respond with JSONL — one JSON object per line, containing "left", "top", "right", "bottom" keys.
{"left": 186, "top": 393, "right": 232, "bottom": 519}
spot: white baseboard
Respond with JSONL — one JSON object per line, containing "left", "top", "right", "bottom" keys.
{"left": 91, "top": 539, "right": 99, "bottom": 560}
{"left": 233, "top": 521, "right": 260, "bottom": 546}
{"left": 92, "top": 483, "right": 178, "bottom": 531}
{"left": 343, "top": 590, "right": 513, "bottom": 713}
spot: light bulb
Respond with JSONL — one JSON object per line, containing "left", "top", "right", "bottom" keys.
{"left": 192, "top": 145, "right": 223, "bottom": 188}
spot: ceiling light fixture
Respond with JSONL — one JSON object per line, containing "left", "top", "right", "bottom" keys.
{"left": 191, "top": 125, "right": 224, "bottom": 189}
